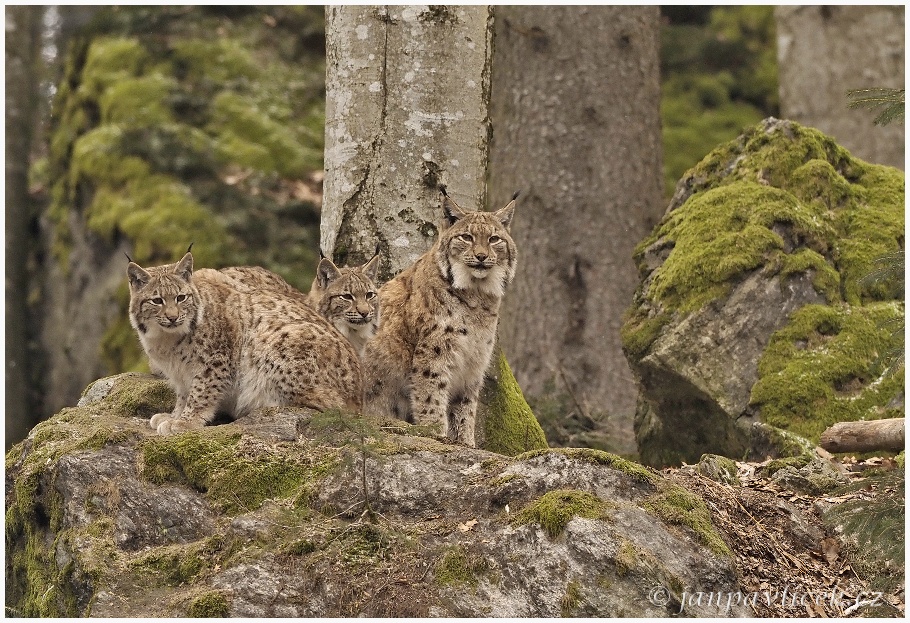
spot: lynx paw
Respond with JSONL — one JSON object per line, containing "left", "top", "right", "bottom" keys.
{"left": 153, "top": 415, "right": 203, "bottom": 435}
{"left": 149, "top": 412, "right": 173, "bottom": 430}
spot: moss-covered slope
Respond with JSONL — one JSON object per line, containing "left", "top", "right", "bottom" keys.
{"left": 622, "top": 118, "right": 903, "bottom": 466}
{"left": 43, "top": 7, "right": 326, "bottom": 393}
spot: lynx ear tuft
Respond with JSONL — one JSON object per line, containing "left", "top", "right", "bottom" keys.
{"left": 127, "top": 263, "right": 151, "bottom": 290}
{"left": 187, "top": 242, "right": 194, "bottom": 254}
{"left": 511, "top": 189, "right": 521, "bottom": 201}
{"left": 124, "top": 252, "right": 134, "bottom": 263}
{"left": 362, "top": 251, "right": 381, "bottom": 282}
{"left": 174, "top": 252, "right": 194, "bottom": 282}
{"left": 316, "top": 256, "right": 341, "bottom": 288}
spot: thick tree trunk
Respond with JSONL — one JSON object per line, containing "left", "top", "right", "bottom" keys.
{"left": 819, "top": 418, "right": 905, "bottom": 454}
{"left": 776, "top": 6, "right": 905, "bottom": 170}
{"left": 489, "top": 6, "right": 664, "bottom": 454}
{"left": 322, "top": 5, "right": 494, "bottom": 279}
{"left": 6, "top": 5, "right": 44, "bottom": 448}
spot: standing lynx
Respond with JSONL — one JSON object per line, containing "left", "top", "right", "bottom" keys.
{"left": 127, "top": 253, "right": 363, "bottom": 435}
{"left": 307, "top": 253, "right": 381, "bottom": 358}
{"left": 363, "top": 189, "right": 519, "bottom": 446}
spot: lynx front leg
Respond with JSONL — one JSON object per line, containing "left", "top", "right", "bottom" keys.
{"left": 408, "top": 351, "right": 452, "bottom": 439}
{"left": 447, "top": 383, "right": 481, "bottom": 447}
{"left": 154, "top": 365, "right": 231, "bottom": 435}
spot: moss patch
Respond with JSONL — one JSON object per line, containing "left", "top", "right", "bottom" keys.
{"left": 481, "top": 349, "right": 548, "bottom": 456}
{"left": 623, "top": 118, "right": 904, "bottom": 358}
{"left": 186, "top": 590, "right": 231, "bottom": 617}
{"left": 516, "top": 447, "right": 659, "bottom": 486}
{"left": 750, "top": 302, "right": 904, "bottom": 441}
{"left": 435, "top": 545, "right": 485, "bottom": 587}
{"left": 643, "top": 483, "right": 731, "bottom": 556}
{"left": 139, "top": 427, "right": 335, "bottom": 514}
{"left": 512, "top": 490, "right": 612, "bottom": 539}
{"left": 47, "top": 7, "right": 326, "bottom": 373}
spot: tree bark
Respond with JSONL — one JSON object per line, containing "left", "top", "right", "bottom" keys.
{"left": 489, "top": 6, "right": 664, "bottom": 454}
{"left": 819, "top": 418, "right": 905, "bottom": 454}
{"left": 776, "top": 6, "right": 905, "bottom": 170}
{"left": 322, "top": 5, "right": 494, "bottom": 279}
{"left": 6, "top": 5, "right": 44, "bottom": 449}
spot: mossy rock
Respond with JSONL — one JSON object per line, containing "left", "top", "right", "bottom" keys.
{"left": 478, "top": 348, "right": 548, "bottom": 456}
{"left": 623, "top": 118, "right": 903, "bottom": 467}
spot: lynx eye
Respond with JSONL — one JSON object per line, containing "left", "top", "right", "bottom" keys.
{"left": 489, "top": 235, "right": 501, "bottom": 244}
{"left": 175, "top": 294, "right": 187, "bottom": 303}
{"left": 366, "top": 291, "right": 377, "bottom": 300}
{"left": 459, "top": 233, "right": 474, "bottom": 243}
{"left": 150, "top": 297, "right": 164, "bottom": 305}
{"left": 340, "top": 293, "right": 355, "bottom": 301}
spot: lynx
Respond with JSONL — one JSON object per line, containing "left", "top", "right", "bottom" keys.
{"left": 307, "top": 252, "right": 381, "bottom": 358}
{"left": 127, "top": 253, "right": 363, "bottom": 435}
{"left": 362, "top": 189, "right": 519, "bottom": 446}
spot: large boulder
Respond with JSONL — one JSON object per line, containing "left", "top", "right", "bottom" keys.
{"left": 622, "top": 118, "right": 904, "bottom": 467}
{"left": 6, "top": 374, "right": 750, "bottom": 617}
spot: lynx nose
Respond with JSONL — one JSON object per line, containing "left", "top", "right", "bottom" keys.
{"left": 475, "top": 252, "right": 488, "bottom": 262}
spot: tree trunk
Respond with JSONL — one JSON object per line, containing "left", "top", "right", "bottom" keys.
{"left": 489, "top": 6, "right": 664, "bottom": 454}
{"left": 776, "top": 6, "right": 905, "bottom": 170}
{"left": 6, "top": 5, "right": 44, "bottom": 449}
{"left": 819, "top": 418, "right": 905, "bottom": 454}
{"left": 322, "top": 5, "right": 494, "bottom": 279}
{"left": 323, "top": 5, "right": 546, "bottom": 454}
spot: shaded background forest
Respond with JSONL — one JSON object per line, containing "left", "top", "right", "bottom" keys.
{"left": 6, "top": 5, "right": 903, "bottom": 450}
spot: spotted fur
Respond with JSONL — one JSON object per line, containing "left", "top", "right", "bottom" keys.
{"left": 307, "top": 253, "right": 380, "bottom": 359}
{"left": 127, "top": 253, "right": 363, "bottom": 435}
{"left": 362, "top": 190, "right": 518, "bottom": 446}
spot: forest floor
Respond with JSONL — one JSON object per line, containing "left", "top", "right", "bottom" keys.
{"left": 664, "top": 454, "right": 905, "bottom": 617}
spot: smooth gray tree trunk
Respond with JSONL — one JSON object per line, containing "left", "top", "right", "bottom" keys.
{"left": 6, "top": 5, "right": 44, "bottom": 448}
{"left": 776, "top": 5, "right": 904, "bottom": 170}
{"left": 489, "top": 6, "right": 664, "bottom": 454}
{"left": 322, "top": 5, "right": 494, "bottom": 279}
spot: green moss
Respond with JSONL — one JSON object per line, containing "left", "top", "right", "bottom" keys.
{"left": 643, "top": 483, "right": 731, "bottom": 556}
{"left": 139, "top": 427, "right": 332, "bottom": 514}
{"left": 186, "top": 591, "right": 231, "bottom": 617}
{"left": 751, "top": 302, "right": 904, "bottom": 441}
{"left": 614, "top": 540, "right": 639, "bottom": 577}
{"left": 46, "top": 8, "right": 326, "bottom": 374}
{"left": 481, "top": 350, "right": 548, "bottom": 456}
{"left": 131, "top": 535, "right": 236, "bottom": 587}
{"left": 895, "top": 451, "right": 905, "bottom": 469}
{"left": 516, "top": 447, "right": 658, "bottom": 486}
{"left": 435, "top": 546, "right": 484, "bottom": 587}
{"left": 560, "top": 580, "right": 583, "bottom": 616}
{"left": 512, "top": 490, "right": 612, "bottom": 539}
{"left": 759, "top": 454, "right": 812, "bottom": 478}
{"left": 620, "top": 313, "right": 672, "bottom": 359}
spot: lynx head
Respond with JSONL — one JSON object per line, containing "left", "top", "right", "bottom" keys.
{"left": 436, "top": 189, "right": 518, "bottom": 297}
{"left": 310, "top": 251, "right": 381, "bottom": 351}
{"left": 127, "top": 252, "right": 200, "bottom": 337}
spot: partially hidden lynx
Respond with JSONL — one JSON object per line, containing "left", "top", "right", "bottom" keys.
{"left": 362, "top": 189, "right": 519, "bottom": 447}
{"left": 127, "top": 253, "right": 363, "bottom": 435}
{"left": 307, "top": 252, "right": 381, "bottom": 359}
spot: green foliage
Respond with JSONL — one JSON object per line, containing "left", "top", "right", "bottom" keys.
{"left": 435, "top": 546, "right": 486, "bottom": 587}
{"left": 47, "top": 7, "right": 326, "bottom": 374}
{"left": 847, "top": 88, "right": 905, "bottom": 127}
{"left": 661, "top": 6, "right": 778, "bottom": 198}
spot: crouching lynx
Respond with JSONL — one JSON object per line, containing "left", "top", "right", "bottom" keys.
{"left": 362, "top": 189, "right": 519, "bottom": 446}
{"left": 307, "top": 252, "right": 381, "bottom": 358}
{"left": 127, "top": 253, "right": 363, "bottom": 435}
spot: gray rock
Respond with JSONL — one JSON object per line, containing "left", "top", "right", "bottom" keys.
{"left": 7, "top": 374, "right": 754, "bottom": 617}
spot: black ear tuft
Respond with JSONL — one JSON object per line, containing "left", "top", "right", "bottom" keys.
{"left": 124, "top": 252, "right": 133, "bottom": 263}
{"left": 511, "top": 190, "right": 521, "bottom": 201}
{"left": 187, "top": 242, "right": 194, "bottom": 254}
{"left": 319, "top": 247, "right": 327, "bottom": 260}
{"left": 439, "top": 184, "right": 448, "bottom": 198}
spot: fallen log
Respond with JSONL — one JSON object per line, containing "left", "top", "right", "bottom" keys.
{"left": 819, "top": 418, "right": 905, "bottom": 453}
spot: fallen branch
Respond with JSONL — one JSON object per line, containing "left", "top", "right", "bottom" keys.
{"left": 819, "top": 418, "right": 904, "bottom": 453}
